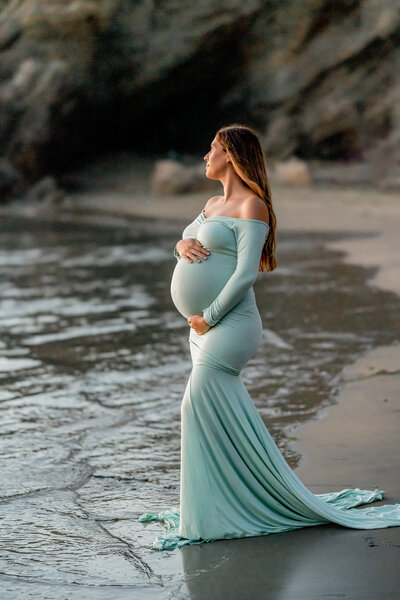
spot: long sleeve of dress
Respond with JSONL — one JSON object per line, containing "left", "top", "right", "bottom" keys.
{"left": 202, "top": 219, "right": 269, "bottom": 327}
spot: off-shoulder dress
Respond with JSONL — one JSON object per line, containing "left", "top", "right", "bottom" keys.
{"left": 138, "top": 210, "right": 400, "bottom": 550}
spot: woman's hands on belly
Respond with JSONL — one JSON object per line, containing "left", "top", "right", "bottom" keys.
{"left": 171, "top": 252, "right": 235, "bottom": 319}
{"left": 176, "top": 238, "right": 210, "bottom": 263}
{"left": 187, "top": 315, "right": 211, "bottom": 335}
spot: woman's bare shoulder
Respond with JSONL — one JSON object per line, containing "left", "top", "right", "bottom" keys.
{"left": 203, "top": 195, "right": 223, "bottom": 212}
{"left": 240, "top": 196, "right": 270, "bottom": 225}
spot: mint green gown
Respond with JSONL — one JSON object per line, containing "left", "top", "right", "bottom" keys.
{"left": 138, "top": 210, "right": 400, "bottom": 550}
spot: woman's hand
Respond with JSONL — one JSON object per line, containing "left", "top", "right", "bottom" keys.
{"left": 176, "top": 238, "right": 210, "bottom": 264}
{"left": 187, "top": 315, "right": 211, "bottom": 335}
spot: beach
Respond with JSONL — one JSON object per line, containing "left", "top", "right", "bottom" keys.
{"left": 1, "top": 160, "right": 399, "bottom": 599}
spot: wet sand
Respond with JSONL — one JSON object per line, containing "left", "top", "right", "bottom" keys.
{"left": 291, "top": 344, "right": 400, "bottom": 496}
{"left": 2, "top": 164, "right": 400, "bottom": 598}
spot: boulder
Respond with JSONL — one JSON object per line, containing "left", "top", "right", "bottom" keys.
{"left": 25, "top": 176, "right": 65, "bottom": 204}
{"left": 272, "top": 157, "right": 311, "bottom": 186}
{"left": 151, "top": 159, "right": 216, "bottom": 195}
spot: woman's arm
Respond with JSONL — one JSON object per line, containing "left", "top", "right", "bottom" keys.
{"left": 202, "top": 220, "right": 269, "bottom": 327}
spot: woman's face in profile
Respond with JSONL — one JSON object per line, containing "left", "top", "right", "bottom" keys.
{"left": 204, "top": 137, "right": 229, "bottom": 179}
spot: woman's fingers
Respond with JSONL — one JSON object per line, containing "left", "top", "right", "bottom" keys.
{"left": 196, "top": 249, "right": 210, "bottom": 258}
{"left": 193, "top": 241, "right": 210, "bottom": 257}
{"left": 180, "top": 239, "right": 210, "bottom": 262}
{"left": 186, "top": 315, "right": 209, "bottom": 334}
{"left": 194, "top": 240, "right": 205, "bottom": 248}
{"left": 185, "top": 250, "right": 210, "bottom": 262}
{"left": 184, "top": 252, "right": 203, "bottom": 263}
{"left": 189, "top": 253, "right": 202, "bottom": 263}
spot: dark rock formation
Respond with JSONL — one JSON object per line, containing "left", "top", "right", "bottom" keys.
{"left": 0, "top": 158, "right": 23, "bottom": 201}
{"left": 0, "top": 0, "right": 399, "bottom": 197}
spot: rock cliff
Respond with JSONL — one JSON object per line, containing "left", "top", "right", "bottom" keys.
{"left": 0, "top": 0, "right": 399, "bottom": 194}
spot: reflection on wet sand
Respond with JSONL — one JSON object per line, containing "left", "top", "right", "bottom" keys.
{"left": 181, "top": 524, "right": 400, "bottom": 600}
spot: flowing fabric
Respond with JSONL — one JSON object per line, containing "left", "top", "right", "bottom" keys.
{"left": 138, "top": 210, "right": 400, "bottom": 550}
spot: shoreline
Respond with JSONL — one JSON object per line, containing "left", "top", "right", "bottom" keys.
{"left": 5, "top": 178, "right": 400, "bottom": 297}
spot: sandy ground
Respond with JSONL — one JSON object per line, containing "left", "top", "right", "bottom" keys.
{"left": 291, "top": 345, "right": 400, "bottom": 496}
{"left": 3, "top": 165, "right": 400, "bottom": 598}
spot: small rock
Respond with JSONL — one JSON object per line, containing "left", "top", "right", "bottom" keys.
{"left": 25, "top": 176, "right": 65, "bottom": 204}
{"left": 151, "top": 159, "right": 215, "bottom": 195}
{"left": 272, "top": 157, "right": 311, "bottom": 185}
{"left": 379, "top": 170, "right": 400, "bottom": 192}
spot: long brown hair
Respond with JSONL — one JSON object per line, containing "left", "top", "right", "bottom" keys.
{"left": 216, "top": 123, "right": 277, "bottom": 271}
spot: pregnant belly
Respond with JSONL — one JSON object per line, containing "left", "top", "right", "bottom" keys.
{"left": 170, "top": 254, "right": 235, "bottom": 318}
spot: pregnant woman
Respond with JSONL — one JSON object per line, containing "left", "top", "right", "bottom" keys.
{"left": 139, "top": 124, "right": 400, "bottom": 550}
